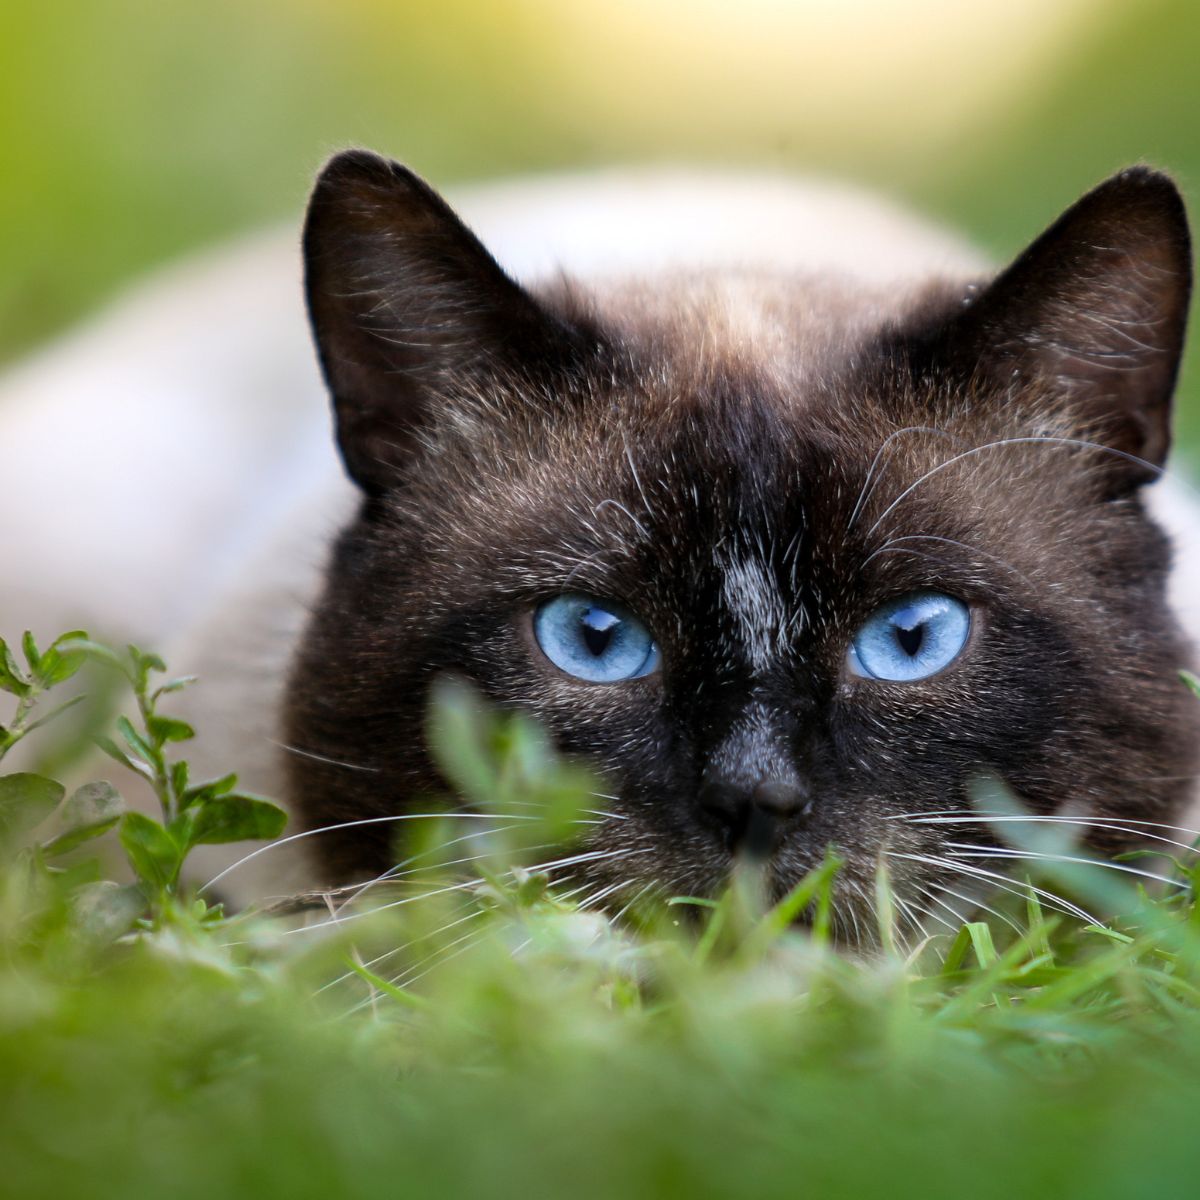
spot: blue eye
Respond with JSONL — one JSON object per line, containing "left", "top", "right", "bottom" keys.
{"left": 848, "top": 591, "right": 971, "bottom": 682}
{"left": 533, "top": 594, "right": 660, "bottom": 682}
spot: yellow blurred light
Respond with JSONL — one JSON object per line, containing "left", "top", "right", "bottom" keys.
{"left": 525, "top": 0, "right": 1123, "bottom": 167}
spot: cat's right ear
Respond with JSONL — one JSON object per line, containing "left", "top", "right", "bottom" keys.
{"left": 908, "top": 167, "right": 1192, "bottom": 494}
{"left": 304, "top": 150, "right": 591, "bottom": 495}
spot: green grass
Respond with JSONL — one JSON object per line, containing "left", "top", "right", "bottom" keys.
{"left": 5, "top": 635, "right": 1200, "bottom": 1199}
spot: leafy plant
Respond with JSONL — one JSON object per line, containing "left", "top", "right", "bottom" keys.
{"left": 0, "top": 630, "right": 285, "bottom": 930}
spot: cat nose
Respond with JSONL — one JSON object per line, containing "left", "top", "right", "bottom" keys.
{"left": 697, "top": 777, "right": 812, "bottom": 856}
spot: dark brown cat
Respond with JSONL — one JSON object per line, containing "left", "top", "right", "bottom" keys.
{"left": 285, "top": 150, "right": 1198, "bottom": 937}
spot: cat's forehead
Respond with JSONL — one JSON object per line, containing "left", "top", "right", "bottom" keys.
{"left": 541, "top": 268, "right": 984, "bottom": 487}
{"left": 556, "top": 269, "right": 960, "bottom": 402}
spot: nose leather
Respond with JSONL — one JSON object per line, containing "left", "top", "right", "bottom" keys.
{"left": 698, "top": 777, "right": 812, "bottom": 856}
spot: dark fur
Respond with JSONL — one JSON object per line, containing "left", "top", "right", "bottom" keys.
{"left": 287, "top": 152, "right": 1198, "bottom": 937}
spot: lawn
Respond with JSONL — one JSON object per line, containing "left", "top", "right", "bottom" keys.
{"left": 3, "top": 634, "right": 1200, "bottom": 1199}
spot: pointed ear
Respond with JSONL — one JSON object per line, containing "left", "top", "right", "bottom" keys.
{"left": 303, "top": 150, "right": 591, "bottom": 495}
{"left": 927, "top": 167, "right": 1192, "bottom": 492}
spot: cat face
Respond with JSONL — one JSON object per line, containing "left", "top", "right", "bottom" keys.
{"left": 287, "top": 151, "right": 1198, "bottom": 938}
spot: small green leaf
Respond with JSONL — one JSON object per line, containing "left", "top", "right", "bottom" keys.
{"left": 189, "top": 793, "right": 287, "bottom": 846}
{"left": 42, "top": 781, "right": 126, "bottom": 857}
{"left": 146, "top": 715, "right": 195, "bottom": 745}
{"left": 0, "top": 773, "right": 66, "bottom": 853}
{"left": 49, "top": 629, "right": 89, "bottom": 648}
{"left": 171, "top": 760, "right": 189, "bottom": 799}
{"left": 167, "top": 808, "right": 197, "bottom": 847}
{"left": 56, "top": 638, "right": 126, "bottom": 672}
{"left": 427, "top": 677, "right": 498, "bottom": 804}
{"left": 96, "top": 735, "right": 153, "bottom": 781}
{"left": 128, "top": 645, "right": 167, "bottom": 679}
{"left": 35, "top": 644, "right": 88, "bottom": 687}
{"left": 345, "top": 959, "right": 434, "bottom": 1011}
{"left": 1181, "top": 670, "right": 1200, "bottom": 699}
{"left": 119, "top": 811, "right": 181, "bottom": 889}
{"left": 181, "top": 772, "right": 237, "bottom": 810}
{"left": 71, "top": 880, "right": 146, "bottom": 941}
{"left": 116, "top": 715, "right": 155, "bottom": 764}
{"left": 21, "top": 631, "right": 41, "bottom": 671}
{"left": 0, "top": 637, "right": 30, "bottom": 695}
{"left": 153, "top": 676, "right": 197, "bottom": 700}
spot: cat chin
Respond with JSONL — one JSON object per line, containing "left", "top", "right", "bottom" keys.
{"left": 0, "top": 167, "right": 1197, "bottom": 916}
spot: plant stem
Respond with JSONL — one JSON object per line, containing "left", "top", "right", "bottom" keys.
{"left": 0, "top": 685, "right": 43, "bottom": 763}
{"left": 132, "top": 674, "right": 174, "bottom": 825}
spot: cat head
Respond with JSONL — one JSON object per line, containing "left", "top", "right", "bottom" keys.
{"left": 288, "top": 149, "right": 1197, "bottom": 938}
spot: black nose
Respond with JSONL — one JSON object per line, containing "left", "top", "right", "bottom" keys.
{"left": 697, "top": 778, "right": 812, "bottom": 856}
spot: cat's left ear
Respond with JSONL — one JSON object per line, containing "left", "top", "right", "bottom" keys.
{"left": 924, "top": 167, "right": 1192, "bottom": 491}
{"left": 304, "top": 150, "right": 594, "bottom": 495}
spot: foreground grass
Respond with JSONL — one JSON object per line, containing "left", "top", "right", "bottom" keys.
{"left": 4, "top": 640, "right": 1200, "bottom": 1199}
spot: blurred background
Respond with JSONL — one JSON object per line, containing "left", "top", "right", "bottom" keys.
{"left": 4, "top": 0, "right": 1199, "bottom": 450}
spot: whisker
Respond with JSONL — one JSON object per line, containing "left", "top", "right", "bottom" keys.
{"left": 888, "top": 891, "right": 935, "bottom": 942}
{"left": 577, "top": 881, "right": 626, "bottom": 911}
{"left": 898, "top": 811, "right": 1200, "bottom": 834}
{"left": 899, "top": 813, "right": 1200, "bottom": 853}
{"left": 593, "top": 498, "right": 650, "bottom": 540}
{"left": 335, "top": 837, "right": 571, "bottom": 915}
{"left": 622, "top": 437, "right": 656, "bottom": 526}
{"left": 199, "top": 812, "right": 543, "bottom": 894}
{"left": 495, "top": 797, "right": 623, "bottom": 822}
{"left": 887, "top": 851, "right": 1101, "bottom": 926}
{"left": 861, "top": 534, "right": 1034, "bottom": 586}
{"left": 268, "top": 739, "right": 381, "bottom": 773}
{"left": 610, "top": 882, "right": 658, "bottom": 924}
{"left": 382, "top": 929, "right": 528, "bottom": 1001}
{"left": 945, "top": 845, "right": 1187, "bottom": 890}
{"left": 920, "top": 886, "right": 969, "bottom": 929}
{"left": 342, "top": 927, "right": 495, "bottom": 1017}
{"left": 836, "top": 877, "right": 869, "bottom": 947}
{"left": 350, "top": 880, "right": 604, "bottom": 1016}
{"left": 322, "top": 860, "right": 599, "bottom": 998}
{"left": 846, "top": 425, "right": 955, "bottom": 531}
{"left": 315, "top": 908, "right": 488, "bottom": 996}
{"left": 904, "top": 889, "right": 958, "bottom": 935}
{"left": 277, "top": 848, "right": 654, "bottom": 937}
{"left": 864, "top": 435, "right": 1166, "bottom": 541}
{"left": 927, "top": 879, "right": 1024, "bottom": 938}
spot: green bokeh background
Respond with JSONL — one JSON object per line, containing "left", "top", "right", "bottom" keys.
{"left": 4, "top": 0, "right": 1199, "bottom": 450}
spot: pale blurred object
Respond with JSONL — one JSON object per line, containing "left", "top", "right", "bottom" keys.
{"left": 546, "top": 0, "right": 1122, "bottom": 166}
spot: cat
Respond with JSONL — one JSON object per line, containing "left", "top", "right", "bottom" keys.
{"left": 2, "top": 150, "right": 1198, "bottom": 938}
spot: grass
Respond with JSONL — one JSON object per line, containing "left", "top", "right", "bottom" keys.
{"left": 5, "top": 635, "right": 1200, "bottom": 1198}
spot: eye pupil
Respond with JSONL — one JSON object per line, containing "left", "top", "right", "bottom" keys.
{"left": 895, "top": 623, "right": 924, "bottom": 657}
{"left": 581, "top": 608, "right": 618, "bottom": 657}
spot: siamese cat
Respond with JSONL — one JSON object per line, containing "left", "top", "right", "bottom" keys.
{"left": 2, "top": 150, "right": 1198, "bottom": 937}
